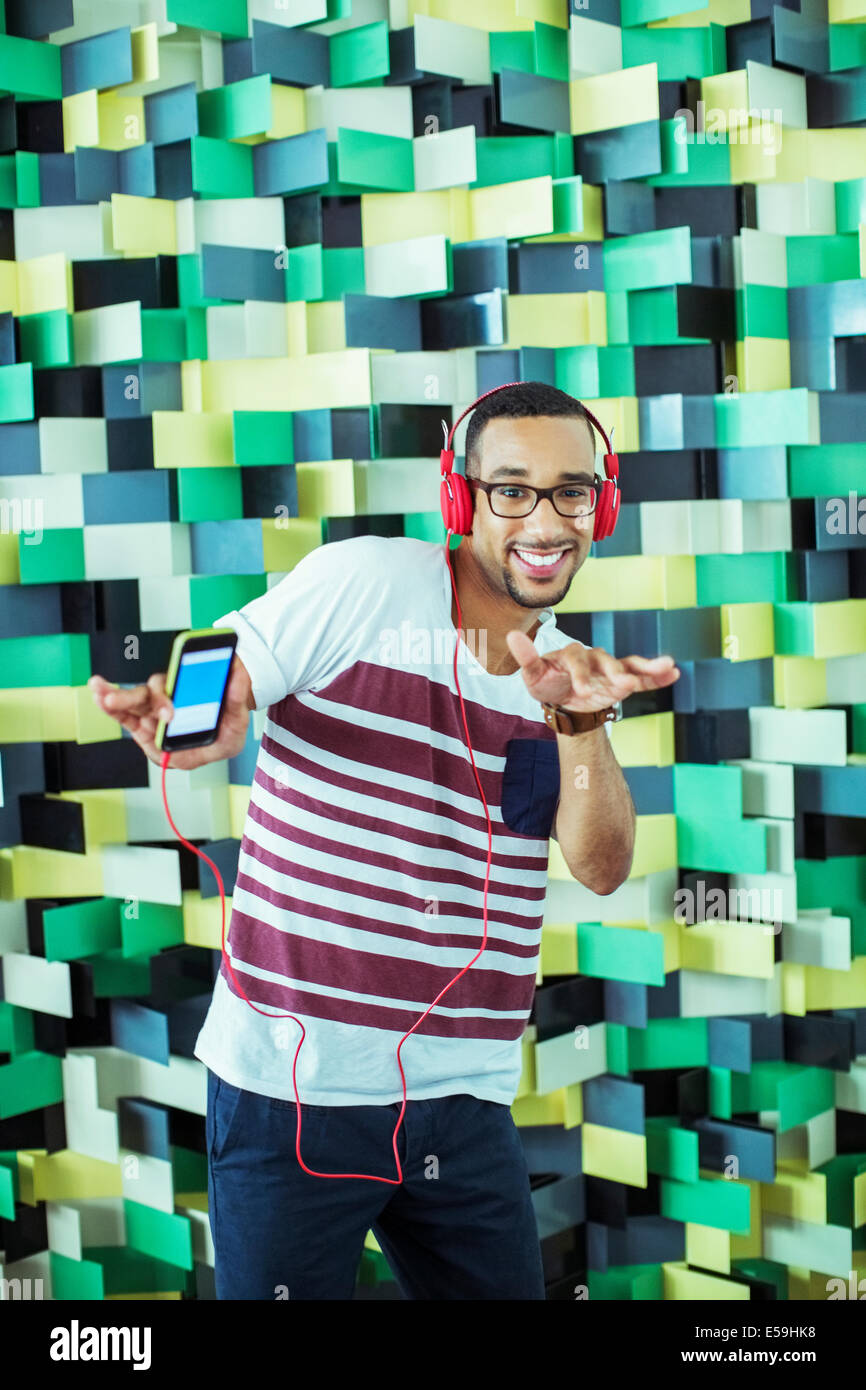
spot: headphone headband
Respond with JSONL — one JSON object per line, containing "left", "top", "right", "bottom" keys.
{"left": 441, "top": 380, "right": 614, "bottom": 464}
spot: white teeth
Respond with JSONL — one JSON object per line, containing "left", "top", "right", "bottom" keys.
{"left": 514, "top": 549, "right": 564, "bottom": 569}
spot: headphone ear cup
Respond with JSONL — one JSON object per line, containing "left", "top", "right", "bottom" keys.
{"left": 593, "top": 480, "right": 613, "bottom": 541}
{"left": 440, "top": 473, "right": 474, "bottom": 535}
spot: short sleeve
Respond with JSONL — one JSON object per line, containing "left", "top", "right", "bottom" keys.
{"left": 211, "top": 536, "right": 389, "bottom": 711}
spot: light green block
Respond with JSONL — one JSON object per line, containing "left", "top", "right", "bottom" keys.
{"left": 336, "top": 127, "right": 413, "bottom": 191}
{"left": 660, "top": 1173, "right": 751, "bottom": 1233}
{"left": 124, "top": 1198, "right": 194, "bottom": 1270}
{"left": 191, "top": 574, "right": 266, "bottom": 629}
{"left": 18, "top": 309, "right": 72, "bottom": 368}
{"left": 696, "top": 553, "right": 790, "bottom": 606}
{"left": 674, "top": 764, "right": 743, "bottom": 818}
{"left": 627, "top": 1017, "right": 708, "bottom": 1070}
{"left": 0, "top": 633, "right": 90, "bottom": 687}
{"left": 43, "top": 898, "right": 122, "bottom": 962}
{"left": 0, "top": 1051, "right": 64, "bottom": 1119}
{"left": 676, "top": 816, "right": 768, "bottom": 874}
{"left": 577, "top": 920, "right": 665, "bottom": 986}
{"left": 177, "top": 467, "right": 243, "bottom": 521}
{"left": 330, "top": 21, "right": 390, "bottom": 86}
{"left": 233, "top": 412, "right": 294, "bottom": 466}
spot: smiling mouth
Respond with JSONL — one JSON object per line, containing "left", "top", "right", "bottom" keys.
{"left": 509, "top": 546, "right": 572, "bottom": 579}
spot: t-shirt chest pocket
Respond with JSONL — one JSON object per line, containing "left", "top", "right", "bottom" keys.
{"left": 500, "top": 738, "right": 560, "bottom": 838}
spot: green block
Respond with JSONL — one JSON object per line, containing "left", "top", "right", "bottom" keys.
{"left": 190, "top": 135, "right": 254, "bottom": 198}
{"left": 191, "top": 574, "right": 267, "bottom": 629}
{"left": 336, "top": 127, "right": 413, "bottom": 191}
{"left": 796, "top": 855, "right": 866, "bottom": 955}
{"left": 853, "top": 704, "right": 866, "bottom": 754}
{"left": 18, "top": 527, "right": 85, "bottom": 584}
{"left": 0, "top": 1001, "right": 34, "bottom": 1054}
{"left": 709, "top": 1064, "right": 733, "bottom": 1119}
{"left": 166, "top": 0, "right": 248, "bottom": 37}
{"left": 676, "top": 816, "right": 768, "bottom": 874}
{"left": 673, "top": 763, "right": 743, "bottom": 818}
{"left": 556, "top": 345, "right": 602, "bottom": 397}
{"left": 660, "top": 1173, "right": 751, "bottom": 1233}
{"left": 588, "top": 1264, "right": 664, "bottom": 1300}
{"left": 551, "top": 174, "right": 583, "bottom": 234}
{"left": 696, "top": 553, "right": 790, "bottom": 606}
{"left": 622, "top": 22, "right": 726, "bottom": 81}
{"left": 43, "top": 897, "right": 121, "bottom": 962}
{"left": 605, "top": 1021, "right": 630, "bottom": 1074}
{"left": 197, "top": 73, "right": 272, "bottom": 140}
{"left": 787, "top": 235, "right": 860, "bottom": 286}
{"left": 603, "top": 225, "right": 692, "bottom": 293}
{"left": 50, "top": 1250, "right": 105, "bottom": 1300}
{"left": 605, "top": 289, "right": 631, "bottom": 345}
{"left": 233, "top": 411, "right": 294, "bottom": 466}
{"left": 627, "top": 287, "right": 708, "bottom": 345}
{"left": 177, "top": 466, "right": 243, "bottom": 521}
{"left": 0, "top": 360, "right": 34, "bottom": 421}
{"left": 286, "top": 242, "right": 324, "bottom": 301}
{"left": 534, "top": 22, "right": 569, "bottom": 81}
{"left": 735, "top": 283, "right": 788, "bottom": 339}
{"left": 715, "top": 388, "right": 812, "bottom": 447}
{"left": 835, "top": 175, "right": 866, "bottom": 231}
{"left": 830, "top": 23, "right": 866, "bottom": 71}
{"left": 404, "top": 511, "right": 444, "bottom": 544}
{"left": 0, "top": 1157, "right": 17, "bottom": 1220}
{"left": 577, "top": 921, "right": 665, "bottom": 986}
{"left": 818, "top": 1153, "right": 866, "bottom": 1228}
{"left": 141, "top": 309, "right": 188, "bottom": 361}
{"left": 731, "top": 1258, "right": 789, "bottom": 1300}
{"left": 627, "top": 1017, "right": 708, "bottom": 1070}
{"left": 743, "top": 1061, "right": 836, "bottom": 1132}
{"left": 0, "top": 633, "right": 90, "bottom": 687}
{"left": 330, "top": 21, "right": 390, "bottom": 86}
{"left": 18, "top": 309, "right": 72, "bottom": 367}
{"left": 85, "top": 1245, "right": 196, "bottom": 1296}
{"left": 124, "top": 1198, "right": 194, "bottom": 1270}
{"left": 0, "top": 33, "right": 63, "bottom": 100}
{"left": 0, "top": 1050, "right": 64, "bottom": 1119}
{"left": 176, "top": 253, "right": 227, "bottom": 308}
{"left": 646, "top": 1118, "right": 700, "bottom": 1182}
{"left": 649, "top": 118, "right": 732, "bottom": 186}
{"left": 473, "top": 135, "right": 558, "bottom": 188}
{"left": 551, "top": 130, "right": 574, "bottom": 179}
{"left": 773, "top": 601, "right": 815, "bottom": 656}
{"left": 172, "top": 1144, "right": 208, "bottom": 1193}
{"left": 186, "top": 304, "right": 208, "bottom": 358}
{"left": 490, "top": 31, "right": 534, "bottom": 75}
{"left": 788, "top": 442, "right": 866, "bottom": 497}
{"left": 322, "top": 246, "right": 365, "bottom": 299}
{"left": 119, "top": 900, "right": 185, "bottom": 957}
{"left": 91, "top": 950, "right": 152, "bottom": 997}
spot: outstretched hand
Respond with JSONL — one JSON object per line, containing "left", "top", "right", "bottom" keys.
{"left": 506, "top": 630, "right": 680, "bottom": 712}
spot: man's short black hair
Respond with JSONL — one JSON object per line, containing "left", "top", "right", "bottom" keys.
{"left": 463, "top": 381, "right": 596, "bottom": 479}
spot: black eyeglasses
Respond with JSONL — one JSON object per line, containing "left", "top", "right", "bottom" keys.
{"left": 469, "top": 477, "right": 599, "bottom": 520}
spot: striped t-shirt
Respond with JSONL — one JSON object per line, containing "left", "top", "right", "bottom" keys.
{"left": 193, "top": 534, "right": 576, "bottom": 1108}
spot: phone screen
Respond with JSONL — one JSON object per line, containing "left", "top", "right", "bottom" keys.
{"left": 165, "top": 645, "right": 235, "bottom": 740}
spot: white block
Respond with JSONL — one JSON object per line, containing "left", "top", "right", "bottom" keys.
{"left": 364, "top": 234, "right": 450, "bottom": 298}
{"left": 0, "top": 898, "right": 28, "bottom": 952}
{"left": 534, "top": 1020, "right": 607, "bottom": 1094}
{"left": 413, "top": 126, "right": 477, "bottom": 192}
{"left": 38, "top": 418, "right": 108, "bottom": 474}
{"left": 100, "top": 844, "right": 183, "bottom": 906}
{"left": 413, "top": 14, "right": 492, "bottom": 85}
{"left": 782, "top": 911, "right": 852, "bottom": 970}
{"left": 13, "top": 204, "right": 115, "bottom": 261}
{"left": 120, "top": 1150, "right": 176, "bottom": 1215}
{"left": 741, "top": 500, "right": 791, "bottom": 552}
{"left": 370, "top": 347, "right": 478, "bottom": 408}
{"left": 748, "top": 707, "right": 848, "bottom": 765}
{"left": 194, "top": 197, "right": 286, "bottom": 254}
{"left": 569, "top": 14, "right": 623, "bottom": 77}
{"left": 61, "top": 1053, "right": 119, "bottom": 1163}
{"left": 728, "top": 871, "right": 798, "bottom": 925}
{"left": 123, "top": 785, "right": 232, "bottom": 842}
{"left": 84, "top": 522, "right": 191, "bottom": 580}
{"left": 733, "top": 228, "right": 788, "bottom": 289}
{"left": 0, "top": 474, "right": 83, "bottom": 530}
{"left": 138, "top": 576, "right": 192, "bottom": 632}
{"left": 1, "top": 953, "right": 72, "bottom": 1018}
{"left": 544, "top": 866, "right": 679, "bottom": 926}
{"left": 680, "top": 966, "right": 782, "bottom": 1018}
{"left": 825, "top": 653, "right": 866, "bottom": 705}
{"left": 746, "top": 59, "right": 807, "bottom": 130}
{"left": 73, "top": 301, "right": 143, "bottom": 366}
{"left": 750, "top": 816, "right": 795, "bottom": 874}
{"left": 756, "top": 177, "right": 836, "bottom": 236}
{"left": 353, "top": 457, "right": 440, "bottom": 514}
{"left": 763, "top": 1212, "right": 852, "bottom": 1279}
{"left": 304, "top": 83, "right": 414, "bottom": 140}
{"left": 725, "top": 759, "right": 795, "bottom": 818}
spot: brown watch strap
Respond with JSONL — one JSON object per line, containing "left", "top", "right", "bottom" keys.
{"left": 541, "top": 702, "right": 619, "bottom": 735}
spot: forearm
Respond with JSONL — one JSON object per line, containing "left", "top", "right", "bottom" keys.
{"left": 553, "top": 727, "right": 635, "bottom": 894}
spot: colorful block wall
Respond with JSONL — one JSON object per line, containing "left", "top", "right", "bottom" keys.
{"left": 1, "top": 0, "right": 865, "bottom": 1302}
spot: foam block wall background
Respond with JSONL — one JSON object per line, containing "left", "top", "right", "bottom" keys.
{"left": 1, "top": 0, "right": 865, "bottom": 1302}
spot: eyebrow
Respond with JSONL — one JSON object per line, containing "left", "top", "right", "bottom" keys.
{"left": 486, "top": 466, "right": 595, "bottom": 483}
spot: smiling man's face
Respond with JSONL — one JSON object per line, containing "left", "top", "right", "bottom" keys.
{"left": 465, "top": 414, "right": 598, "bottom": 611}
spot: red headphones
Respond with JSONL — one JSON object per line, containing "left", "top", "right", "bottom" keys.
{"left": 439, "top": 380, "right": 621, "bottom": 541}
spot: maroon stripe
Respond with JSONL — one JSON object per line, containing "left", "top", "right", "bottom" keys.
{"left": 271, "top": 659, "right": 558, "bottom": 759}
{"left": 224, "top": 906, "right": 541, "bottom": 1012}
{"left": 257, "top": 735, "right": 551, "bottom": 852}
{"left": 248, "top": 775, "right": 550, "bottom": 891}
{"left": 221, "top": 959, "right": 529, "bottom": 1041}
{"left": 233, "top": 863, "right": 543, "bottom": 954}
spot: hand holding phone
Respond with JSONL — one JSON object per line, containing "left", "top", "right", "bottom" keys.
{"left": 89, "top": 629, "right": 254, "bottom": 770}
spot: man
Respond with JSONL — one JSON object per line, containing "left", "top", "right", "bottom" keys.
{"left": 90, "top": 380, "right": 680, "bottom": 1300}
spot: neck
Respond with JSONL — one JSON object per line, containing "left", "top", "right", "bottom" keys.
{"left": 449, "top": 541, "right": 544, "bottom": 675}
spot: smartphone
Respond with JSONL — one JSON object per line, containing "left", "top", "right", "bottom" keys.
{"left": 154, "top": 628, "right": 239, "bottom": 753}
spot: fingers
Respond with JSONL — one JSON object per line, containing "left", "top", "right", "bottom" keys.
{"left": 506, "top": 629, "right": 552, "bottom": 685}
{"left": 88, "top": 672, "right": 174, "bottom": 738}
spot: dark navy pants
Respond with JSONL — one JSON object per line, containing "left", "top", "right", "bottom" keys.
{"left": 206, "top": 1068, "right": 546, "bottom": 1300}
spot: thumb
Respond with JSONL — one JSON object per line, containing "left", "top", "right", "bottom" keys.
{"left": 506, "top": 629, "right": 550, "bottom": 684}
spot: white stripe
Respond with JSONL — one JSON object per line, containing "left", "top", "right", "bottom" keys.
{"left": 224, "top": 940, "right": 534, "bottom": 1018}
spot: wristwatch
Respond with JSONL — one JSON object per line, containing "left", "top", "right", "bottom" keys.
{"left": 541, "top": 701, "right": 622, "bottom": 734}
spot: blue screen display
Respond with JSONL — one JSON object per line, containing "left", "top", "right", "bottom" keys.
{"left": 166, "top": 646, "right": 234, "bottom": 738}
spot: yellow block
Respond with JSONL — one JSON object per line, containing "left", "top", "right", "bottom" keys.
{"left": 814, "top": 599, "right": 866, "bottom": 658}
{"left": 609, "top": 710, "right": 675, "bottom": 767}
{"left": 540, "top": 920, "right": 578, "bottom": 975}
{"left": 700, "top": 70, "right": 749, "bottom": 128}
{"left": 0, "top": 687, "right": 77, "bottom": 742}
{"left": 0, "top": 845, "right": 103, "bottom": 900}
{"left": 760, "top": 1162, "right": 827, "bottom": 1224}
{"left": 410, "top": 0, "right": 535, "bottom": 28}
{"left": 181, "top": 358, "right": 203, "bottom": 413}
{"left": 679, "top": 918, "right": 776, "bottom": 979}
{"left": 361, "top": 189, "right": 471, "bottom": 247}
{"left": 235, "top": 81, "right": 306, "bottom": 142}
{"left": 555, "top": 554, "right": 697, "bottom": 611}
{"left": 182, "top": 888, "right": 232, "bottom": 950}
{"left": 563, "top": 1081, "right": 582, "bottom": 1128}
{"left": 511, "top": 1089, "right": 567, "bottom": 1126}
{"left": 805, "top": 955, "right": 866, "bottom": 1009}
{"left": 107, "top": 1291, "right": 183, "bottom": 1300}
{"left": 229, "top": 783, "right": 252, "bottom": 839}
{"left": 0, "top": 532, "right": 20, "bottom": 583}
{"left": 152, "top": 411, "right": 234, "bottom": 468}
{"left": 111, "top": 193, "right": 177, "bottom": 256}
{"left": 513, "top": 1028, "right": 537, "bottom": 1099}
{"left": 517, "top": 0, "right": 569, "bottom": 24}
{"left": 31, "top": 1150, "right": 123, "bottom": 1201}
{"left": 735, "top": 337, "right": 790, "bottom": 392}
{"left": 261, "top": 517, "right": 322, "bottom": 574}
{"left": 470, "top": 175, "right": 554, "bottom": 240}
{"left": 297, "top": 459, "right": 355, "bottom": 517}
{"left": 686, "top": 1223, "right": 731, "bottom": 1274}
{"left": 131, "top": 22, "right": 160, "bottom": 83}
{"left": 0, "top": 260, "right": 18, "bottom": 315}
{"left": 17, "top": 253, "right": 72, "bottom": 316}
{"left": 15, "top": 1149, "right": 41, "bottom": 1205}
{"left": 855, "top": 1169, "right": 866, "bottom": 1230}
{"left": 829, "top": 0, "right": 866, "bottom": 20}
{"left": 62, "top": 89, "right": 100, "bottom": 151}
{"left": 582, "top": 1122, "right": 647, "bottom": 1186}
{"left": 774, "top": 128, "right": 866, "bottom": 183}
{"left": 570, "top": 63, "right": 659, "bottom": 136}
{"left": 781, "top": 960, "right": 807, "bottom": 1016}
{"left": 583, "top": 394, "right": 639, "bottom": 452}
{"left": 663, "top": 1261, "right": 751, "bottom": 1299}
{"left": 729, "top": 130, "right": 781, "bottom": 185}
{"left": 631, "top": 813, "right": 678, "bottom": 876}
{"left": 860, "top": 224, "right": 865, "bottom": 276}
{"left": 55, "top": 790, "right": 128, "bottom": 845}
{"left": 505, "top": 291, "right": 606, "bottom": 348}
{"left": 200, "top": 349, "right": 373, "bottom": 412}
{"left": 773, "top": 655, "right": 827, "bottom": 709}
{"left": 649, "top": 0, "right": 750, "bottom": 24}
{"left": 97, "top": 91, "right": 146, "bottom": 151}
{"left": 305, "top": 299, "right": 346, "bottom": 354}
{"left": 73, "top": 685, "right": 124, "bottom": 744}
{"left": 721, "top": 602, "right": 774, "bottom": 661}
